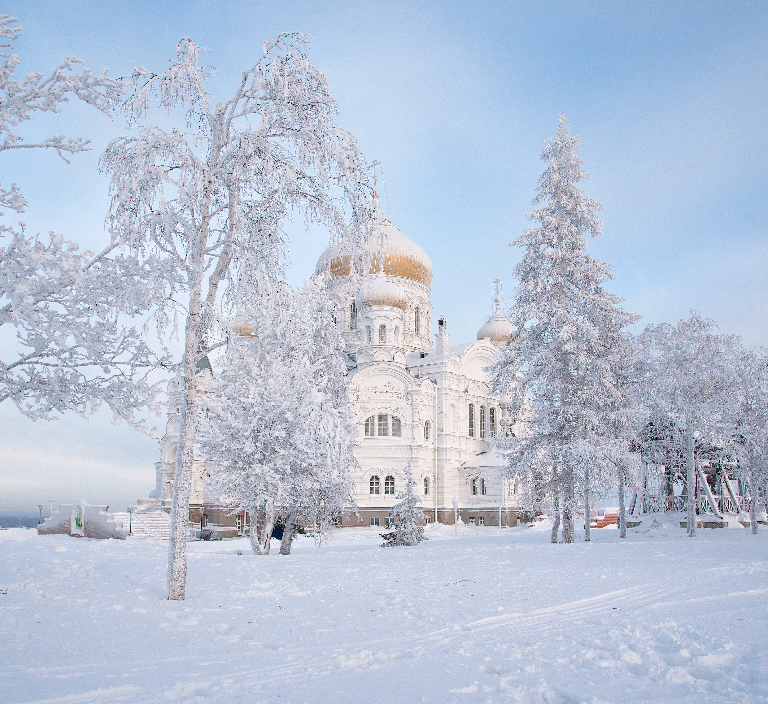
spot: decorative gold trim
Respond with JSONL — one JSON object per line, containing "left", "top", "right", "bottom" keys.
{"left": 328, "top": 252, "right": 433, "bottom": 285}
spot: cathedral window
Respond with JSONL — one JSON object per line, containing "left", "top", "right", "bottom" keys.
{"left": 414, "top": 307, "right": 421, "bottom": 336}
{"left": 366, "top": 325, "right": 372, "bottom": 344}
{"left": 391, "top": 416, "right": 402, "bottom": 437}
{"left": 384, "top": 475, "right": 395, "bottom": 495}
{"left": 489, "top": 407, "right": 496, "bottom": 437}
{"left": 479, "top": 405, "right": 486, "bottom": 438}
{"left": 370, "top": 476, "right": 380, "bottom": 495}
{"left": 365, "top": 416, "right": 375, "bottom": 437}
{"left": 394, "top": 326, "right": 400, "bottom": 346}
{"left": 471, "top": 478, "right": 477, "bottom": 495}
{"left": 481, "top": 478, "right": 486, "bottom": 495}
{"left": 370, "top": 517, "right": 380, "bottom": 526}
{"left": 468, "top": 403, "right": 475, "bottom": 437}
{"left": 379, "top": 324, "right": 386, "bottom": 344}
{"left": 424, "top": 477, "right": 429, "bottom": 495}
{"left": 424, "top": 420, "right": 430, "bottom": 440}
{"left": 349, "top": 301, "right": 357, "bottom": 330}
{"left": 377, "top": 414, "right": 389, "bottom": 436}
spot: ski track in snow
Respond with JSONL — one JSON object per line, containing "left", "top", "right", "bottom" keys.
{"left": 1, "top": 519, "right": 767, "bottom": 704}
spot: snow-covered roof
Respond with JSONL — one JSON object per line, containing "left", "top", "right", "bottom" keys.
{"left": 460, "top": 448, "right": 507, "bottom": 468}
{"left": 355, "top": 274, "right": 407, "bottom": 310}
{"left": 406, "top": 342, "right": 488, "bottom": 366}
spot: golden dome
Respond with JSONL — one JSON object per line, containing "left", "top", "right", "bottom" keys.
{"left": 316, "top": 219, "right": 433, "bottom": 286}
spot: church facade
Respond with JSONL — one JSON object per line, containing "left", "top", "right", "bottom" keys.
{"left": 153, "top": 215, "right": 525, "bottom": 534}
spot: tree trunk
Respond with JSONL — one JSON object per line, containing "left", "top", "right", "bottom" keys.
{"left": 280, "top": 506, "right": 298, "bottom": 555}
{"left": 618, "top": 469, "right": 627, "bottom": 539}
{"left": 249, "top": 508, "right": 260, "bottom": 554}
{"left": 167, "top": 276, "right": 205, "bottom": 600}
{"left": 750, "top": 472, "right": 759, "bottom": 535}
{"left": 259, "top": 498, "right": 275, "bottom": 555}
{"left": 685, "top": 423, "right": 697, "bottom": 537}
{"left": 562, "top": 468, "right": 575, "bottom": 543}
{"left": 551, "top": 491, "right": 561, "bottom": 544}
{"left": 584, "top": 468, "right": 591, "bottom": 542}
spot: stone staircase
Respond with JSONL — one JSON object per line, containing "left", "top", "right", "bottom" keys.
{"left": 117, "top": 508, "right": 172, "bottom": 540}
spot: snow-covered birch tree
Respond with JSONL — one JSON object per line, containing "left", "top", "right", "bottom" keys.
{"left": 722, "top": 346, "right": 768, "bottom": 534}
{"left": 100, "top": 35, "right": 370, "bottom": 598}
{"left": 0, "top": 15, "right": 165, "bottom": 426}
{"left": 199, "top": 273, "right": 357, "bottom": 555}
{"left": 490, "top": 114, "right": 639, "bottom": 544}
{"left": 637, "top": 312, "right": 740, "bottom": 536}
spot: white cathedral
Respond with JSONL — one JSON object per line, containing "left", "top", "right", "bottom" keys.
{"left": 153, "top": 213, "right": 527, "bottom": 535}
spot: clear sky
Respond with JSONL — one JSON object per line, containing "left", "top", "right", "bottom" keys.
{"left": 2, "top": 0, "right": 767, "bottom": 508}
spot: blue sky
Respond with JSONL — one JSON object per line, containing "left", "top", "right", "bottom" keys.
{"left": 2, "top": 0, "right": 767, "bottom": 507}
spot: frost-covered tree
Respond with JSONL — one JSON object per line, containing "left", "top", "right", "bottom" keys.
{"left": 100, "top": 36, "right": 369, "bottom": 598}
{"left": 199, "top": 273, "right": 357, "bottom": 555}
{"left": 381, "top": 464, "right": 425, "bottom": 547}
{"left": 0, "top": 15, "right": 165, "bottom": 426}
{"left": 723, "top": 346, "right": 768, "bottom": 534}
{"left": 638, "top": 312, "right": 740, "bottom": 536}
{"left": 491, "top": 114, "right": 639, "bottom": 544}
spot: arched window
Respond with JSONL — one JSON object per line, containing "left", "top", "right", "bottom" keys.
{"left": 489, "top": 407, "right": 496, "bottom": 437}
{"left": 481, "top": 478, "right": 486, "bottom": 495}
{"left": 370, "top": 475, "right": 380, "bottom": 495}
{"left": 394, "top": 326, "right": 400, "bottom": 346}
{"left": 471, "top": 478, "right": 477, "bottom": 496}
{"left": 364, "top": 416, "right": 375, "bottom": 437}
{"left": 391, "top": 416, "right": 402, "bottom": 437}
{"left": 424, "top": 420, "right": 430, "bottom": 440}
{"left": 379, "top": 324, "right": 386, "bottom": 344}
{"left": 366, "top": 325, "right": 372, "bottom": 345}
{"left": 349, "top": 301, "right": 357, "bottom": 330}
{"left": 468, "top": 403, "right": 475, "bottom": 437}
{"left": 480, "top": 405, "right": 486, "bottom": 438}
{"left": 424, "top": 477, "right": 429, "bottom": 495}
{"left": 414, "top": 307, "right": 421, "bottom": 336}
{"left": 377, "top": 414, "right": 388, "bottom": 436}
{"left": 384, "top": 475, "right": 395, "bottom": 495}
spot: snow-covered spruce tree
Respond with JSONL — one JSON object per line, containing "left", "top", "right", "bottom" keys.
{"left": 199, "top": 272, "right": 357, "bottom": 555}
{"left": 381, "top": 464, "right": 426, "bottom": 547}
{"left": 722, "top": 346, "right": 768, "bottom": 534}
{"left": 0, "top": 15, "right": 165, "bottom": 426}
{"left": 490, "top": 114, "right": 639, "bottom": 544}
{"left": 637, "top": 312, "right": 740, "bottom": 537}
{"left": 100, "top": 36, "right": 369, "bottom": 598}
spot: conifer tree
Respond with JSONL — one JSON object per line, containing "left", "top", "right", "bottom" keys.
{"left": 381, "top": 464, "right": 426, "bottom": 547}
{"left": 491, "top": 114, "right": 639, "bottom": 544}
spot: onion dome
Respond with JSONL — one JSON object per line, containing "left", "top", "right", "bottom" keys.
{"left": 316, "top": 218, "right": 433, "bottom": 286}
{"left": 355, "top": 274, "right": 408, "bottom": 310}
{"left": 477, "top": 287, "right": 516, "bottom": 343}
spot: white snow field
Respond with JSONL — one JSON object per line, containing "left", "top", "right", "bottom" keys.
{"left": 1, "top": 519, "right": 767, "bottom": 704}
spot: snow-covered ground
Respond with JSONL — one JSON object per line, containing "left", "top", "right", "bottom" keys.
{"left": 1, "top": 517, "right": 767, "bottom": 704}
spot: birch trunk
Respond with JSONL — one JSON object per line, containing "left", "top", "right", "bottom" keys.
{"left": 685, "top": 423, "right": 697, "bottom": 537}
{"left": 584, "top": 468, "right": 591, "bottom": 542}
{"left": 280, "top": 506, "right": 298, "bottom": 555}
{"left": 750, "top": 473, "right": 759, "bottom": 535}
{"left": 618, "top": 470, "right": 627, "bottom": 539}
{"left": 249, "top": 510, "right": 260, "bottom": 554}
{"left": 562, "top": 468, "right": 575, "bottom": 543}
{"left": 259, "top": 498, "right": 275, "bottom": 555}
{"left": 551, "top": 492, "right": 561, "bottom": 544}
{"left": 167, "top": 269, "right": 205, "bottom": 600}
